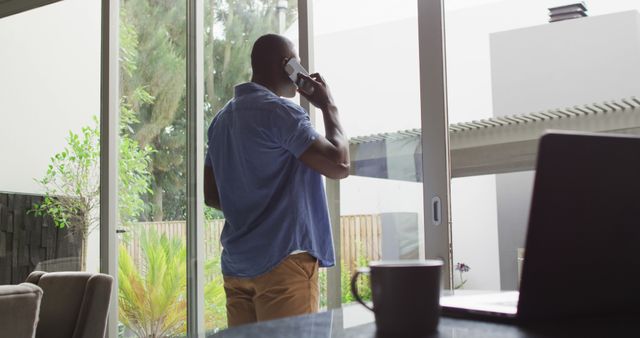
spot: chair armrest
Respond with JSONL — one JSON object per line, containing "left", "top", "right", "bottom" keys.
{"left": 0, "top": 283, "right": 43, "bottom": 338}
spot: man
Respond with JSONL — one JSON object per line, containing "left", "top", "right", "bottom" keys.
{"left": 204, "top": 34, "right": 349, "bottom": 327}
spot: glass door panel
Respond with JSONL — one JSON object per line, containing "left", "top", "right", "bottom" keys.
{"left": 312, "top": 0, "right": 423, "bottom": 307}
{"left": 444, "top": 0, "right": 640, "bottom": 292}
{"left": 117, "top": 1, "right": 187, "bottom": 336}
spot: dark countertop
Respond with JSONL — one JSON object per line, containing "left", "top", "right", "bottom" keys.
{"left": 208, "top": 305, "right": 637, "bottom": 337}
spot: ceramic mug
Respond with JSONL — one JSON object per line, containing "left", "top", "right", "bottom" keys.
{"left": 351, "top": 260, "right": 443, "bottom": 336}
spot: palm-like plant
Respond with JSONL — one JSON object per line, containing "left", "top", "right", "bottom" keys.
{"left": 203, "top": 257, "right": 227, "bottom": 332}
{"left": 119, "top": 229, "right": 187, "bottom": 337}
{"left": 119, "top": 227, "right": 228, "bottom": 337}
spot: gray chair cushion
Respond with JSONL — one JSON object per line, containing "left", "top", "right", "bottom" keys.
{"left": 0, "top": 282, "right": 43, "bottom": 338}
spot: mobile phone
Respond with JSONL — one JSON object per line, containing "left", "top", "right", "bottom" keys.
{"left": 284, "top": 58, "right": 315, "bottom": 95}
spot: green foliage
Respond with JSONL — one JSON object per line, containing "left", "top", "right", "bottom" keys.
{"left": 32, "top": 109, "right": 153, "bottom": 230}
{"left": 318, "top": 266, "right": 327, "bottom": 308}
{"left": 342, "top": 252, "right": 372, "bottom": 304}
{"left": 204, "top": 256, "right": 227, "bottom": 332}
{"left": 120, "top": 5, "right": 140, "bottom": 79}
{"left": 120, "top": 92, "right": 155, "bottom": 226}
{"left": 204, "top": 207, "right": 224, "bottom": 220}
{"left": 205, "top": 0, "right": 298, "bottom": 118}
{"left": 31, "top": 123, "right": 100, "bottom": 235}
{"left": 120, "top": 0, "right": 189, "bottom": 221}
{"left": 119, "top": 228, "right": 228, "bottom": 337}
{"left": 119, "top": 229, "right": 187, "bottom": 337}
{"left": 319, "top": 245, "right": 372, "bottom": 308}
{"left": 202, "top": 221, "right": 227, "bottom": 332}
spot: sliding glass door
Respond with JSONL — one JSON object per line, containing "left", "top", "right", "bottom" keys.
{"left": 311, "top": 0, "right": 425, "bottom": 309}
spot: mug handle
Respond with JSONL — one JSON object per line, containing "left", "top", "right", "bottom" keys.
{"left": 350, "top": 267, "right": 374, "bottom": 312}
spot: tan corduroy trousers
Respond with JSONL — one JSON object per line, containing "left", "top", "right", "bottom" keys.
{"left": 223, "top": 252, "right": 320, "bottom": 327}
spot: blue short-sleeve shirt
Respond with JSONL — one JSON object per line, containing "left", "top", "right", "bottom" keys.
{"left": 206, "top": 82, "right": 335, "bottom": 277}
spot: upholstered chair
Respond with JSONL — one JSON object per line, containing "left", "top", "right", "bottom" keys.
{"left": 26, "top": 271, "right": 113, "bottom": 338}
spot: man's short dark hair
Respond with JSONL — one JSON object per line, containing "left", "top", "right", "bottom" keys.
{"left": 251, "top": 34, "right": 291, "bottom": 76}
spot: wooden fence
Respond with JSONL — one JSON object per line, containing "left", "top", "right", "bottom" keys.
{"left": 124, "top": 214, "right": 382, "bottom": 276}
{"left": 340, "top": 214, "right": 382, "bottom": 272}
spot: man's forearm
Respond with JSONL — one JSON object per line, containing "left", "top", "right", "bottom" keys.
{"left": 321, "top": 103, "right": 350, "bottom": 166}
{"left": 204, "top": 165, "right": 223, "bottom": 211}
{"left": 297, "top": 72, "right": 350, "bottom": 178}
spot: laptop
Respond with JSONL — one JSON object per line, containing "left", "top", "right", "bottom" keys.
{"left": 440, "top": 130, "right": 640, "bottom": 323}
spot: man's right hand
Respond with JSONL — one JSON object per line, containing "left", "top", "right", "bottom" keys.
{"left": 297, "top": 73, "right": 335, "bottom": 111}
{"left": 296, "top": 72, "right": 350, "bottom": 180}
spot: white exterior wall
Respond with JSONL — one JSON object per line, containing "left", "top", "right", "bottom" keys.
{"left": 490, "top": 9, "right": 640, "bottom": 290}
{"left": 313, "top": 18, "right": 421, "bottom": 138}
{"left": 0, "top": 0, "right": 101, "bottom": 272}
{"left": 491, "top": 10, "right": 640, "bottom": 116}
{"left": 0, "top": 0, "right": 100, "bottom": 195}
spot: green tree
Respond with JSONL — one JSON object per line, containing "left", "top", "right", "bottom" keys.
{"left": 120, "top": 0, "right": 187, "bottom": 221}
{"left": 205, "top": 0, "right": 298, "bottom": 119}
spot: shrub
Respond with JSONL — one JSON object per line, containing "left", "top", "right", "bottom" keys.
{"left": 118, "top": 228, "right": 227, "bottom": 337}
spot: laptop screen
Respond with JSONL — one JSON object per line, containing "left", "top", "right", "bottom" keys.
{"left": 517, "top": 131, "right": 640, "bottom": 321}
